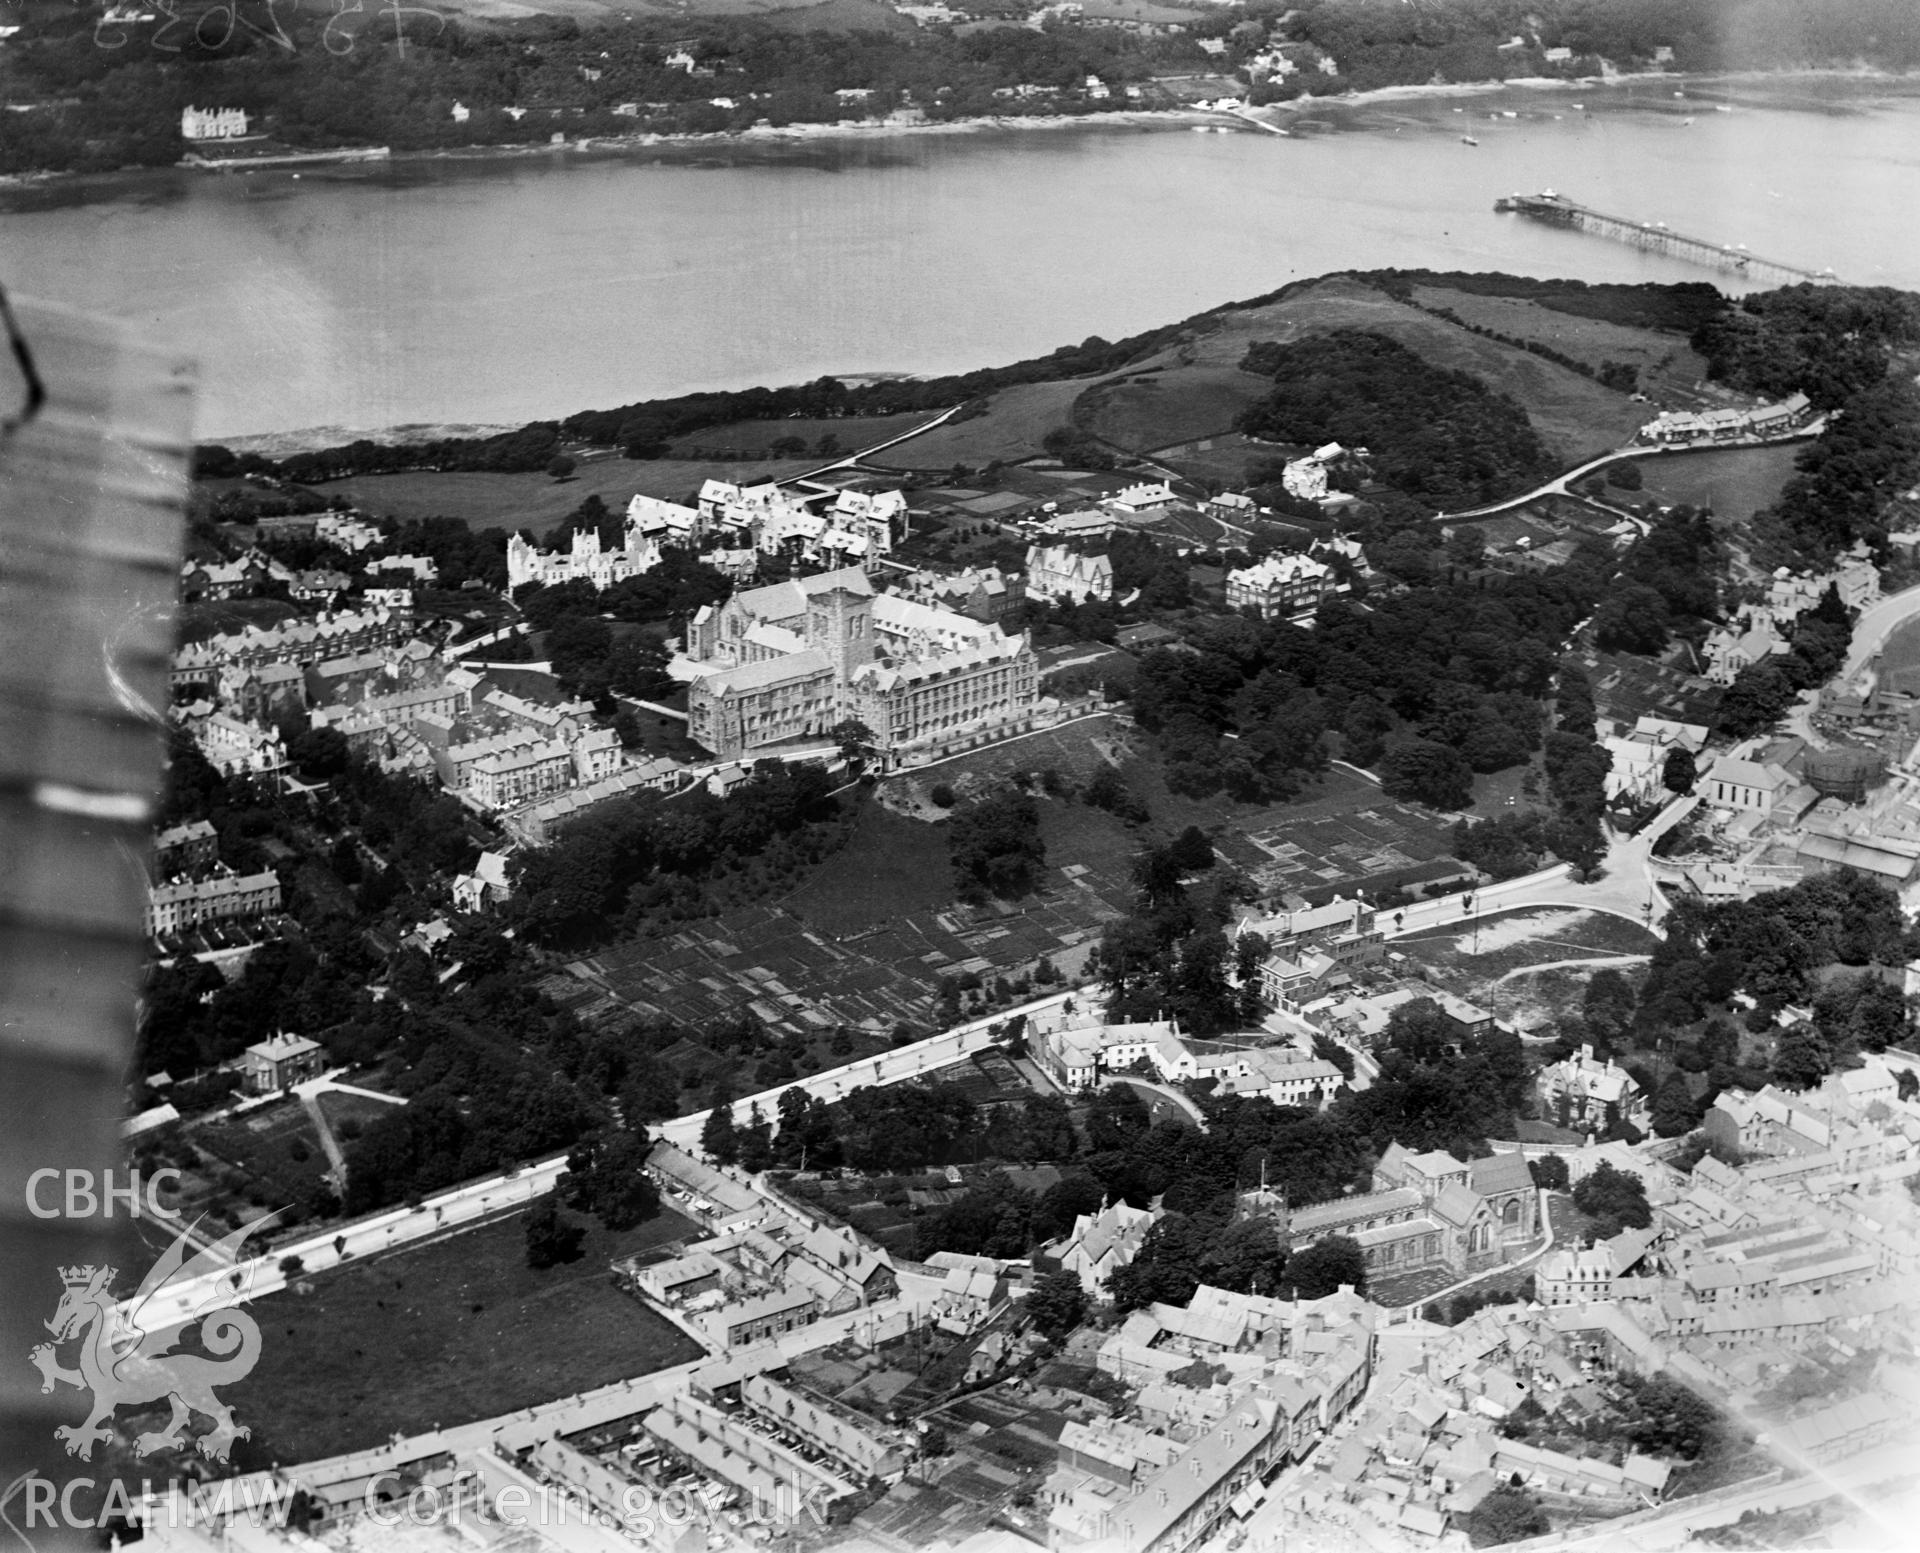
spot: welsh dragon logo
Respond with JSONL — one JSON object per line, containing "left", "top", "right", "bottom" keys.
{"left": 29, "top": 1217, "right": 275, "bottom": 1463}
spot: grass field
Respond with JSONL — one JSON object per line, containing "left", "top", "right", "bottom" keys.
{"left": 1880, "top": 615, "right": 1920, "bottom": 677}
{"left": 785, "top": 803, "right": 960, "bottom": 934}
{"left": 1075, "top": 366, "right": 1270, "bottom": 453}
{"left": 1398, "top": 906, "right": 1658, "bottom": 972}
{"left": 227, "top": 1207, "right": 703, "bottom": 1461}
{"left": 1410, "top": 284, "right": 1692, "bottom": 379}
{"left": 317, "top": 1088, "right": 404, "bottom": 1137}
{"left": 876, "top": 380, "right": 1096, "bottom": 471}
{"left": 1636, "top": 442, "right": 1802, "bottom": 519}
{"left": 667, "top": 412, "right": 930, "bottom": 459}
{"left": 314, "top": 454, "right": 818, "bottom": 533}
{"left": 1394, "top": 906, "right": 1657, "bottom": 1030}
{"left": 1156, "top": 275, "right": 1647, "bottom": 469}
{"left": 1073, "top": 0, "right": 1195, "bottom": 19}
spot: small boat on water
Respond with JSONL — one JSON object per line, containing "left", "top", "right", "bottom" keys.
{"left": 1461, "top": 134, "right": 1479, "bottom": 146}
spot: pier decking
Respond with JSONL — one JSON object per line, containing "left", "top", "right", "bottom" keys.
{"left": 1494, "top": 191, "right": 1838, "bottom": 287}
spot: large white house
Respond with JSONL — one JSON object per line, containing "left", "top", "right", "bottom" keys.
{"left": 1225, "top": 552, "right": 1337, "bottom": 619}
{"left": 695, "top": 478, "right": 902, "bottom": 567}
{"left": 1537, "top": 1043, "right": 1649, "bottom": 1132}
{"left": 1026, "top": 544, "right": 1113, "bottom": 604}
{"left": 507, "top": 521, "right": 661, "bottom": 591}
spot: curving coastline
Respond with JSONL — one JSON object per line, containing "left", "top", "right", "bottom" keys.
{"left": 5, "top": 66, "right": 1917, "bottom": 196}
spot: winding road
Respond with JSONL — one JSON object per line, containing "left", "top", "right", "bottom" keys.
{"left": 1438, "top": 425, "right": 1825, "bottom": 522}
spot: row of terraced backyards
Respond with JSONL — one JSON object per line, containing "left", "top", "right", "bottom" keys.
{"left": 783, "top": 1127, "right": 1060, "bottom": 1255}
{"left": 851, "top": 1365, "right": 1109, "bottom": 1548}
{"left": 1575, "top": 637, "right": 1723, "bottom": 731}
{"left": 225, "top": 1206, "right": 705, "bottom": 1462}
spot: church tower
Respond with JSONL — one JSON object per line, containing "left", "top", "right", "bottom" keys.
{"left": 807, "top": 581, "right": 873, "bottom": 687}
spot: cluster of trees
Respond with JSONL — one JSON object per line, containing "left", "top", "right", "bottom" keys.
{"left": 1692, "top": 285, "right": 1920, "bottom": 565}
{"left": 560, "top": 1129, "right": 662, "bottom": 1229}
{"left": 1771, "top": 374, "right": 1920, "bottom": 565}
{"left": 1094, "top": 832, "right": 1265, "bottom": 1036}
{"left": 1449, "top": 810, "right": 1554, "bottom": 881}
{"left": 138, "top": 731, "right": 479, "bottom": 1089}
{"left": 524, "top": 1193, "right": 587, "bottom": 1269}
{"left": 1244, "top": 0, "right": 1913, "bottom": 105}
{"left": 705, "top": 1077, "right": 1079, "bottom": 1180}
{"left": 1338, "top": 997, "right": 1535, "bottom": 1158}
{"left": 911, "top": 1164, "right": 1105, "bottom": 1262}
{"left": 377, "top": 515, "right": 512, "bottom": 592}
{"left": 1109, "top": 1217, "right": 1365, "bottom": 1310}
{"left": 1691, "top": 285, "right": 1920, "bottom": 411}
{"left": 1236, "top": 331, "right": 1552, "bottom": 508}
{"left": 1423, "top": 659, "right": 1607, "bottom": 876}
{"left": 1643, "top": 872, "right": 1911, "bottom": 1018}
{"left": 1569, "top": 1160, "right": 1652, "bottom": 1238}
{"left": 706, "top": 1080, "right": 978, "bottom": 1174}
{"left": 1591, "top": 505, "right": 1721, "bottom": 656}
{"left": 1773, "top": 973, "right": 1913, "bottom": 1089}
{"left": 892, "top": 1076, "right": 1380, "bottom": 1264}
{"left": 196, "top": 424, "right": 565, "bottom": 487}
{"left": 1539, "top": 663, "right": 1611, "bottom": 873}
{"left": 1127, "top": 554, "right": 1600, "bottom": 812}
{"left": 512, "top": 759, "right": 846, "bottom": 945}
{"left": 1632, "top": 873, "right": 1914, "bottom": 1088}
{"left": 949, "top": 789, "right": 1048, "bottom": 903}
{"left": 1464, "top": 1485, "right": 1549, "bottom": 1548}
{"left": 341, "top": 1007, "right": 603, "bottom": 1212}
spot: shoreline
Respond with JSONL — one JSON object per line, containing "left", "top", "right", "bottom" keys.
{"left": 6, "top": 65, "right": 1919, "bottom": 194}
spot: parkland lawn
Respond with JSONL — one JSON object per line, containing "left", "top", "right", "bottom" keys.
{"left": 227, "top": 1206, "right": 703, "bottom": 1460}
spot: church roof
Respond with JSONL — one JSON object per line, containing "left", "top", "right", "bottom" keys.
{"left": 1468, "top": 1151, "right": 1534, "bottom": 1198}
{"left": 1430, "top": 1181, "right": 1485, "bottom": 1228}
{"left": 704, "top": 649, "right": 834, "bottom": 696}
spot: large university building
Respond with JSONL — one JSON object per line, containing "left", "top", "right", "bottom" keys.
{"left": 683, "top": 568, "right": 1039, "bottom": 762}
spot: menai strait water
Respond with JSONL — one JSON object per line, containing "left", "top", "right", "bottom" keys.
{"left": 4, "top": 76, "right": 1917, "bottom": 440}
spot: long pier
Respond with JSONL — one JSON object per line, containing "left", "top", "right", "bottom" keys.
{"left": 1494, "top": 191, "right": 1839, "bottom": 287}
